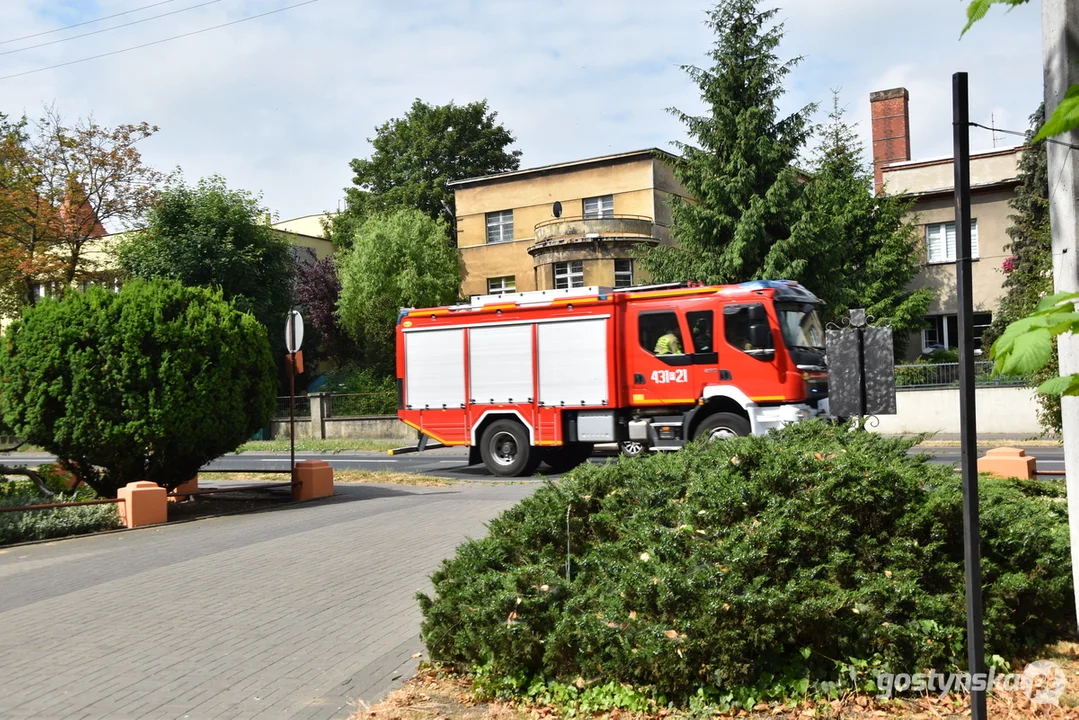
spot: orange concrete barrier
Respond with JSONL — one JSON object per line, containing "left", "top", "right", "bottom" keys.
{"left": 977, "top": 447, "right": 1036, "bottom": 480}
{"left": 117, "top": 481, "right": 168, "bottom": 528}
{"left": 292, "top": 460, "right": 334, "bottom": 502}
{"left": 170, "top": 476, "right": 198, "bottom": 502}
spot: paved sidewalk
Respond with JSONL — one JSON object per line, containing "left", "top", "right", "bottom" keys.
{"left": 0, "top": 481, "right": 538, "bottom": 719}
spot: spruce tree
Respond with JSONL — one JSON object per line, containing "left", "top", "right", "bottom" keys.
{"left": 643, "top": 0, "right": 813, "bottom": 284}
{"left": 766, "top": 92, "right": 933, "bottom": 348}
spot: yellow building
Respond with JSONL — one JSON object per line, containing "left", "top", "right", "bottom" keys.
{"left": 871, "top": 87, "right": 1023, "bottom": 360}
{"left": 450, "top": 149, "right": 689, "bottom": 297}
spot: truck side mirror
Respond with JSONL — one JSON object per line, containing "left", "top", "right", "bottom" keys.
{"left": 748, "top": 322, "right": 772, "bottom": 350}
{"left": 748, "top": 305, "right": 767, "bottom": 322}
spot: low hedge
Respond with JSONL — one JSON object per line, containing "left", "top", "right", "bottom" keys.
{"left": 418, "top": 421, "right": 1073, "bottom": 703}
{"left": 0, "top": 466, "right": 121, "bottom": 545}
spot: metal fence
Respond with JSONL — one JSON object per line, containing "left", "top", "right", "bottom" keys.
{"left": 894, "top": 361, "right": 1028, "bottom": 389}
{"left": 273, "top": 395, "right": 310, "bottom": 420}
{"left": 326, "top": 392, "right": 396, "bottom": 418}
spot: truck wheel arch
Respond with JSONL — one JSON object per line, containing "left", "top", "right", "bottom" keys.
{"left": 470, "top": 410, "right": 536, "bottom": 447}
{"left": 688, "top": 395, "right": 751, "bottom": 439}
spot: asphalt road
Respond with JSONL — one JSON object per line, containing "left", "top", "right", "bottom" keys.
{"left": 4, "top": 445, "right": 1068, "bottom": 481}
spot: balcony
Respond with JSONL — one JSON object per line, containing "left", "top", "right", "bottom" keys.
{"left": 528, "top": 214, "right": 658, "bottom": 258}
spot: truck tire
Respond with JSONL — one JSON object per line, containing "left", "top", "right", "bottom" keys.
{"left": 480, "top": 420, "right": 540, "bottom": 477}
{"left": 693, "top": 412, "right": 750, "bottom": 442}
{"left": 542, "top": 443, "right": 594, "bottom": 473}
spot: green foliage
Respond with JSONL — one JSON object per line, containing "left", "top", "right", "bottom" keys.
{"left": 642, "top": 0, "right": 812, "bottom": 285}
{"left": 768, "top": 93, "right": 933, "bottom": 345}
{"left": 319, "top": 365, "right": 396, "bottom": 415}
{"left": 117, "top": 174, "right": 294, "bottom": 334}
{"left": 332, "top": 99, "right": 521, "bottom": 248}
{"left": 418, "top": 422, "right": 1073, "bottom": 705}
{"left": 0, "top": 471, "right": 122, "bottom": 545}
{"left": 336, "top": 209, "right": 460, "bottom": 374}
{"left": 0, "top": 279, "right": 277, "bottom": 496}
{"left": 991, "top": 291, "right": 1079, "bottom": 400}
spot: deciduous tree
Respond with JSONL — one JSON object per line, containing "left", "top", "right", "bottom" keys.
{"left": 336, "top": 209, "right": 460, "bottom": 374}
{"left": 0, "top": 107, "right": 162, "bottom": 310}
{"left": 332, "top": 99, "right": 521, "bottom": 247}
{"left": 293, "top": 255, "right": 356, "bottom": 365}
{"left": 117, "top": 174, "right": 293, "bottom": 334}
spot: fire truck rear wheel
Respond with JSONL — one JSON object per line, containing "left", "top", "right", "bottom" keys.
{"left": 693, "top": 412, "right": 750, "bottom": 442}
{"left": 480, "top": 420, "right": 540, "bottom": 477}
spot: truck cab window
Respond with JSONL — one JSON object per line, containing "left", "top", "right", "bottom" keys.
{"left": 639, "top": 311, "right": 684, "bottom": 355}
{"left": 686, "top": 310, "right": 714, "bottom": 353}
{"left": 724, "top": 304, "right": 773, "bottom": 356}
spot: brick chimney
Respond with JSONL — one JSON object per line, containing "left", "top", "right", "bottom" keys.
{"left": 870, "top": 87, "right": 911, "bottom": 194}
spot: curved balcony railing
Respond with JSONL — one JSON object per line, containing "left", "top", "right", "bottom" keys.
{"left": 532, "top": 214, "right": 656, "bottom": 245}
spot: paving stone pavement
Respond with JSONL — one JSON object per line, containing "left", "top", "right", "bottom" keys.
{"left": 0, "top": 480, "right": 539, "bottom": 719}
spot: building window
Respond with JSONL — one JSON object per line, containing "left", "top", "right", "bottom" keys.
{"left": 486, "top": 210, "right": 514, "bottom": 244}
{"left": 583, "top": 195, "right": 614, "bottom": 219}
{"left": 554, "top": 260, "right": 584, "bottom": 289}
{"left": 926, "top": 220, "right": 979, "bottom": 263}
{"left": 486, "top": 276, "right": 516, "bottom": 295}
{"left": 614, "top": 259, "right": 633, "bottom": 288}
{"left": 922, "top": 313, "right": 992, "bottom": 352}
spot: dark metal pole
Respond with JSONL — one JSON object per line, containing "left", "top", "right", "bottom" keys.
{"left": 289, "top": 318, "right": 296, "bottom": 477}
{"left": 952, "top": 71, "right": 986, "bottom": 720}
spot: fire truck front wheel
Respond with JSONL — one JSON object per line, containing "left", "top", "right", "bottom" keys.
{"left": 693, "top": 412, "right": 750, "bottom": 442}
{"left": 480, "top": 420, "right": 540, "bottom": 477}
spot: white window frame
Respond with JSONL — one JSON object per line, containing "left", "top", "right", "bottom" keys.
{"left": 554, "top": 260, "right": 584, "bottom": 289}
{"left": 921, "top": 312, "right": 993, "bottom": 352}
{"left": 583, "top": 195, "right": 614, "bottom": 219}
{"left": 926, "top": 220, "right": 979, "bottom": 264}
{"left": 614, "top": 259, "right": 633, "bottom": 288}
{"left": 486, "top": 210, "right": 514, "bottom": 244}
{"left": 486, "top": 276, "right": 516, "bottom": 295}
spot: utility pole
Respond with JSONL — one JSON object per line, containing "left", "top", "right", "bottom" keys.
{"left": 1043, "top": 0, "right": 1079, "bottom": 627}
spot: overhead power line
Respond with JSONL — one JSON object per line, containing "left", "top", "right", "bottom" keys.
{"left": 0, "top": 0, "right": 181, "bottom": 45}
{"left": 0, "top": 0, "right": 225, "bottom": 58}
{"left": 0, "top": 0, "right": 320, "bottom": 82}
{"left": 969, "top": 121, "right": 1079, "bottom": 152}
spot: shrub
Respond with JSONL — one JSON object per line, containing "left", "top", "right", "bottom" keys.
{"left": 0, "top": 474, "right": 121, "bottom": 545}
{"left": 418, "top": 421, "right": 1073, "bottom": 702}
{"left": 319, "top": 364, "right": 396, "bottom": 415}
{"left": 0, "top": 279, "right": 277, "bottom": 496}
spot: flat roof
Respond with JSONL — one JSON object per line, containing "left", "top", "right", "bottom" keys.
{"left": 448, "top": 148, "right": 677, "bottom": 188}
{"left": 883, "top": 145, "right": 1023, "bottom": 172}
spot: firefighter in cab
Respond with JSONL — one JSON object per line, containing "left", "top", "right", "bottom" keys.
{"left": 654, "top": 327, "right": 682, "bottom": 355}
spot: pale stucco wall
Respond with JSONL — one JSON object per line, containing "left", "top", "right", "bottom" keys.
{"left": 272, "top": 214, "right": 332, "bottom": 238}
{"left": 882, "top": 148, "right": 1021, "bottom": 196}
{"left": 455, "top": 154, "right": 687, "bottom": 297}
{"left": 871, "top": 386, "right": 1042, "bottom": 436}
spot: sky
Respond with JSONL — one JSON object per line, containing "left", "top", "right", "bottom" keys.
{"left": 0, "top": 0, "right": 1044, "bottom": 225}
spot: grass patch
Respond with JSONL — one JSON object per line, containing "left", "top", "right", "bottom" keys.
{"left": 205, "top": 470, "right": 453, "bottom": 487}
{"left": 234, "top": 439, "right": 401, "bottom": 454}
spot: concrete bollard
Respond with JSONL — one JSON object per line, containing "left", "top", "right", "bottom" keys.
{"left": 977, "top": 447, "right": 1036, "bottom": 480}
{"left": 292, "top": 459, "right": 334, "bottom": 502}
{"left": 117, "top": 481, "right": 168, "bottom": 528}
{"left": 170, "top": 476, "right": 198, "bottom": 503}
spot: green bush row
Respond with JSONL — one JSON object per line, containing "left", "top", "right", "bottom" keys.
{"left": 0, "top": 468, "right": 121, "bottom": 545}
{"left": 418, "top": 421, "right": 1073, "bottom": 704}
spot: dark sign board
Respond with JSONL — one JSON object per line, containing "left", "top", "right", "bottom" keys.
{"left": 825, "top": 312, "right": 897, "bottom": 417}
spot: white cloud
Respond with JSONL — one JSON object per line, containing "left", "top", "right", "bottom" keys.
{"left": 0, "top": 0, "right": 1043, "bottom": 220}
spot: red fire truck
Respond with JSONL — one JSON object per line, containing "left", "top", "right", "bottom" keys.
{"left": 395, "top": 280, "right": 829, "bottom": 476}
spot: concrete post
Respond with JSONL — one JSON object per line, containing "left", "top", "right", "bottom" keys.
{"left": 292, "top": 459, "right": 334, "bottom": 501}
{"left": 1043, "top": 0, "right": 1079, "bottom": 629}
{"left": 117, "top": 482, "right": 168, "bottom": 528}
{"left": 308, "top": 392, "right": 329, "bottom": 440}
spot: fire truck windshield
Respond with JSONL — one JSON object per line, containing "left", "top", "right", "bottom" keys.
{"left": 776, "top": 303, "right": 825, "bottom": 350}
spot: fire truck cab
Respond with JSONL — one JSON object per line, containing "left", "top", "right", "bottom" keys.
{"left": 395, "top": 280, "right": 829, "bottom": 476}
